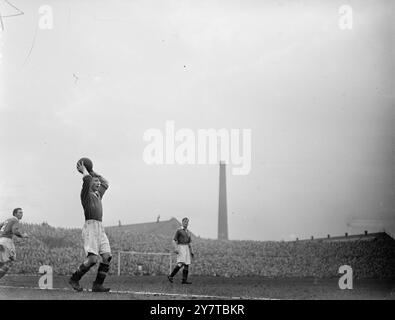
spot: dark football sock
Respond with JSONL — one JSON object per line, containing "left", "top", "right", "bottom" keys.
{"left": 94, "top": 263, "right": 110, "bottom": 285}
{"left": 0, "top": 264, "right": 10, "bottom": 280}
{"left": 182, "top": 266, "right": 189, "bottom": 281}
{"left": 170, "top": 265, "right": 181, "bottom": 277}
{"left": 182, "top": 269, "right": 189, "bottom": 281}
{"left": 71, "top": 263, "right": 92, "bottom": 281}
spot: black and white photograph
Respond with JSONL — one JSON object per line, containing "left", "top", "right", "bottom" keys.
{"left": 0, "top": 0, "right": 394, "bottom": 308}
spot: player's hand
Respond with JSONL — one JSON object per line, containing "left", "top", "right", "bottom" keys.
{"left": 22, "top": 233, "right": 29, "bottom": 238}
{"left": 191, "top": 253, "right": 195, "bottom": 259}
{"left": 77, "top": 161, "right": 89, "bottom": 175}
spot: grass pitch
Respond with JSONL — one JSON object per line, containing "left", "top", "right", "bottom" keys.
{"left": 0, "top": 275, "right": 394, "bottom": 300}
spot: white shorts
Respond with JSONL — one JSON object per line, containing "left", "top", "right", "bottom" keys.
{"left": 176, "top": 244, "right": 191, "bottom": 265}
{"left": 82, "top": 220, "right": 111, "bottom": 256}
{"left": 0, "top": 237, "right": 16, "bottom": 263}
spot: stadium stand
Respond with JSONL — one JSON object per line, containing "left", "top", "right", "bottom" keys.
{"left": 105, "top": 218, "right": 194, "bottom": 238}
{"left": 7, "top": 221, "right": 395, "bottom": 279}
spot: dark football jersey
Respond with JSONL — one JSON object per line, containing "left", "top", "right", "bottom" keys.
{"left": 81, "top": 174, "right": 108, "bottom": 221}
{"left": 174, "top": 228, "right": 192, "bottom": 244}
{"left": 0, "top": 217, "right": 20, "bottom": 239}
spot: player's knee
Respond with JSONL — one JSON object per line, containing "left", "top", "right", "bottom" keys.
{"left": 184, "top": 265, "right": 189, "bottom": 271}
{"left": 177, "top": 262, "right": 184, "bottom": 268}
{"left": 85, "top": 254, "right": 99, "bottom": 266}
{"left": 101, "top": 253, "right": 112, "bottom": 264}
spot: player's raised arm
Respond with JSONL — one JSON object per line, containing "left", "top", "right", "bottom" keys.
{"left": 90, "top": 171, "right": 109, "bottom": 198}
{"left": 78, "top": 162, "right": 92, "bottom": 201}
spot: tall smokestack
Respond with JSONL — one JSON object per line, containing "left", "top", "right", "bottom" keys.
{"left": 218, "top": 161, "right": 229, "bottom": 240}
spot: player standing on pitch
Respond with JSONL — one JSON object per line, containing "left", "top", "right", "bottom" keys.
{"left": 168, "top": 217, "right": 194, "bottom": 284}
{"left": 0, "top": 208, "right": 29, "bottom": 279}
{"left": 69, "top": 161, "right": 112, "bottom": 292}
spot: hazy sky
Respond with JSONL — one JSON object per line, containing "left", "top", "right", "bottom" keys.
{"left": 1, "top": 0, "right": 394, "bottom": 240}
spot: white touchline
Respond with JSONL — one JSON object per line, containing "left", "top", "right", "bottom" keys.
{"left": 0, "top": 285, "right": 279, "bottom": 300}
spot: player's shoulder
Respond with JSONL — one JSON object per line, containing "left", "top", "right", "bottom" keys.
{"left": 0, "top": 217, "right": 18, "bottom": 231}
{"left": 10, "top": 216, "right": 19, "bottom": 226}
{"left": 6, "top": 216, "right": 18, "bottom": 224}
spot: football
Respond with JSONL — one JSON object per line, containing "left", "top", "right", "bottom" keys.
{"left": 77, "top": 157, "right": 93, "bottom": 173}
